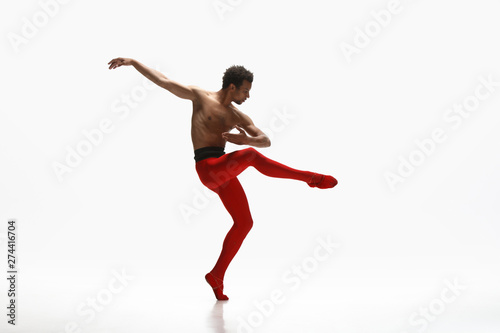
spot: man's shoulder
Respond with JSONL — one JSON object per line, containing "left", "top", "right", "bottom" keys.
{"left": 229, "top": 103, "right": 242, "bottom": 114}
{"left": 189, "top": 86, "right": 211, "bottom": 96}
{"left": 189, "top": 86, "right": 211, "bottom": 106}
{"left": 230, "top": 105, "right": 251, "bottom": 123}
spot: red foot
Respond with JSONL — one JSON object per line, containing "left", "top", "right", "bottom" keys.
{"left": 308, "top": 174, "right": 338, "bottom": 189}
{"left": 205, "top": 273, "right": 229, "bottom": 301}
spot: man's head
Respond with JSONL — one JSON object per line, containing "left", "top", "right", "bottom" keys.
{"left": 222, "top": 65, "right": 253, "bottom": 105}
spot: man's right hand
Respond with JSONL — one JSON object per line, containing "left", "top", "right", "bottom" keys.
{"left": 108, "top": 57, "right": 134, "bottom": 70}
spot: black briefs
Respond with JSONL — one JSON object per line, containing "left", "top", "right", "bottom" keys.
{"left": 194, "top": 146, "right": 226, "bottom": 162}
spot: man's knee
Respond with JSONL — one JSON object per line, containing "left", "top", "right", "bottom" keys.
{"left": 245, "top": 147, "right": 257, "bottom": 153}
{"left": 243, "top": 147, "right": 258, "bottom": 161}
{"left": 239, "top": 218, "right": 253, "bottom": 234}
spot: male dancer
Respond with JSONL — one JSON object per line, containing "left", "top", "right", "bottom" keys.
{"left": 108, "top": 58, "right": 338, "bottom": 300}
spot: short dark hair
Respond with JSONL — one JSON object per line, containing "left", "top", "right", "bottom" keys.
{"left": 222, "top": 65, "right": 253, "bottom": 89}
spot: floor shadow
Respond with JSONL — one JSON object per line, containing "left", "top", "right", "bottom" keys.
{"left": 207, "top": 301, "right": 227, "bottom": 333}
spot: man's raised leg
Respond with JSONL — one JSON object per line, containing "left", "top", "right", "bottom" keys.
{"left": 206, "top": 148, "right": 338, "bottom": 189}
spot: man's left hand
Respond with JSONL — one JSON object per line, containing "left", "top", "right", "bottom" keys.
{"left": 222, "top": 125, "right": 249, "bottom": 145}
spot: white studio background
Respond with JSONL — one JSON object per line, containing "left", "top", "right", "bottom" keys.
{"left": 1, "top": 0, "right": 499, "bottom": 332}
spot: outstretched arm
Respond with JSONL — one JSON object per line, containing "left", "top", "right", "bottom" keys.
{"left": 108, "top": 57, "right": 196, "bottom": 101}
{"left": 222, "top": 112, "right": 271, "bottom": 148}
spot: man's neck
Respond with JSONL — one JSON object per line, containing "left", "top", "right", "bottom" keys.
{"left": 215, "top": 89, "right": 233, "bottom": 107}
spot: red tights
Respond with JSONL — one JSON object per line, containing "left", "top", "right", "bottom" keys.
{"left": 195, "top": 147, "right": 337, "bottom": 300}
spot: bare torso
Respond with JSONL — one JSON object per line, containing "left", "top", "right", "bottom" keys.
{"left": 107, "top": 58, "right": 267, "bottom": 150}
{"left": 191, "top": 89, "right": 243, "bottom": 150}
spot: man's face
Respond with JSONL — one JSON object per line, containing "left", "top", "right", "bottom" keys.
{"left": 233, "top": 80, "right": 252, "bottom": 105}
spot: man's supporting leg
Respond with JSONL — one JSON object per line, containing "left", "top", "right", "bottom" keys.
{"left": 205, "top": 177, "right": 253, "bottom": 301}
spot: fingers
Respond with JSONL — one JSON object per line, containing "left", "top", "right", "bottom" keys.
{"left": 222, "top": 127, "right": 246, "bottom": 144}
{"left": 107, "top": 57, "right": 123, "bottom": 70}
{"left": 235, "top": 125, "right": 245, "bottom": 133}
{"left": 108, "top": 61, "right": 121, "bottom": 70}
{"left": 222, "top": 132, "right": 237, "bottom": 142}
{"left": 108, "top": 61, "right": 118, "bottom": 70}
